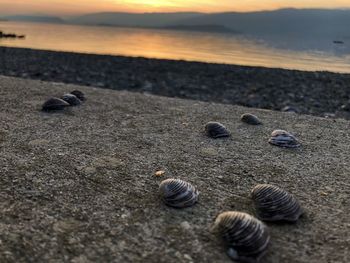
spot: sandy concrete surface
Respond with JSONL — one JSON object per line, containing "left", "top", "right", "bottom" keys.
{"left": 0, "top": 76, "right": 349, "bottom": 263}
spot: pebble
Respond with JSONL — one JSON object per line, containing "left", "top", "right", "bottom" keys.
{"left": 180, "top": 221, "right": 191, "bottom": 231}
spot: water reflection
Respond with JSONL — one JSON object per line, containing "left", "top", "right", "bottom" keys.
{"left": 0, "top": 21, "right": 349, "bottom": 73}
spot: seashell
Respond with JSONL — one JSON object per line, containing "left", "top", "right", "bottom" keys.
{"left": 251, "top": 184, "right": 303, "bottom": 222}
{"left": 70, "top": 90, "right": 85, "bottom": 101}
{"left": 205, "top": 122, "right": 230, "bottom": 138}
{"left": 41, "top": 97, "right": 69, "bottom": 111}
{"left": 62, "top": 93, "right": 81, "bottom": 106}
{"left": 241, "top": 113, "right": 262, "bottom": 125}
{"left": 213, "top": 211, "right": 270, "bottom": 263}
{"left": 155, "top": 170, "right": 165, "bottom": 177}
{"left": 268, "top": 129, "right": 300, "bottom": 148}
{"left": 281, "top": 106, "right": 298, "bottom": 113}
{"left": 159, "top": 178, "right": 199, "bottom": 208}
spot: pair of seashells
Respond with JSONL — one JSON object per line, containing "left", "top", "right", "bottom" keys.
{"left": 42, "top": 90, "right": 85, "bottom": 112}
{"left": 205, "top": 114, "right": 262, "bottom": 138}
{"left": 205, "top": 121, "right": 301, "bottom": 149}
{"left": 158, "top": 179, "right": 303, "bottom": 217}
{"left": 213, "top": 185, "right": 303, "bottom": 262}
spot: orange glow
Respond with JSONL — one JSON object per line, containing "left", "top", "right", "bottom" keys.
{"left": 0, "top": 0, "right": 350, "bottom": 15}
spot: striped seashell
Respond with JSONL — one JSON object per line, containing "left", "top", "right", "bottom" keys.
{"left": 251, "top": 184, "right": 303, "bottom": 222}
{"left": 241, "top": 113, "right": 262, "bottom": 125}
{"left": 205, "top": 122, "right": 230, "bottom": 138}
{"left": 268, "top": 129, "right": 300, "bottom": 148}
{"left": 62, "top": 93, "right": 81, "bottom": 106}
{"left": 42, "top": 97, "right": 69, "bottom": 111}
{"left": 70, "top": 90, "right": 85, "bottom": 101}
{"left": 159, "top": 178, "right": 199, "bottom": 208}
{"left": 213, "top": 211, "right": 270, "bottom": 263}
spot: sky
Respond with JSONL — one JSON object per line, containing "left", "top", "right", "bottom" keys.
{"left": 0, "top": 0, "right": 350, "bottom": 16}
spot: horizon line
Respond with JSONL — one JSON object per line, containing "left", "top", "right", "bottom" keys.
{"left": 2, "top": 7, "right": 350, "bottom": 18}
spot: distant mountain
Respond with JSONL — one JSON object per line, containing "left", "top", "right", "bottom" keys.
{"left": 2, "top": 9, "right": 350, "bottom": 38}
{"left": 4, "top": 15, "right": 64, "bottom": 23}
{"left": 68, "top": 9, "right": 350, "bottom": 37}
{"left": 178, "top": 9, "right": 350, "bottom": 37}
{"left": 161, "top": 25, "right": 235, "bottom": 33}
{"left": 69, "top": 12, "right": 202, "bottom": 27}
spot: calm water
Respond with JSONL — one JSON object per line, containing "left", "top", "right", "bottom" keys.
{"left": 1, "top": 21, "right": 350, "bottom": 73}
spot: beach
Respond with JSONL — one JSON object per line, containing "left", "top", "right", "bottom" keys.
{"left": 0, "top": 76, "right": 349, "bottom": 262}
{"left": 1, "top": 46, "right": 350, "bottom": 119}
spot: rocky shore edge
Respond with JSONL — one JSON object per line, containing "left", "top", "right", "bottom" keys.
{"left": 0, "top": 31, "right": 25, "bottom": 38}
{"left": 0, "top": 46, "right": 350, "bottom": 119}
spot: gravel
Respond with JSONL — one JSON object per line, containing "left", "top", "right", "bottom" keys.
{"left": 1, "top": 46, "right": 350, "bottom": 119}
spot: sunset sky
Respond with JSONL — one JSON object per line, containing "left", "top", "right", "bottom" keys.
{"left": 0, "top": 0, "right": 350, "bottom": 16}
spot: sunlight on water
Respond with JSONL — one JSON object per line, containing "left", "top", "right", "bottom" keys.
{"left": 1, "top": 21, "right": 350, "bottom": 73}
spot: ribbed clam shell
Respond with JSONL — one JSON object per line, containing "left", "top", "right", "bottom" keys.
{"left": 268, "top": 129, "right": 300, "bottom": 148}
{"left": 159, "top": 178, "right": 199, "bottom": 208}
{"left": 213, "top": 211, "right": 270, "bottom": 263}
{"left": 42, "top": 97, "right": 69, "bottom": 111}
{"left": 251, "top": 184, "right": 303, "bottom": 222}
{"left": 62, "top": 93, "right": 81, "bottom": 106}
{"left": 241, "top": 113, "right": 262, "bottom": 125}
{"left": 70, "top": 90, "right": 85, "bottom": 101}
{"left": 205, "top": 122, "right": 230, "bottom": 138}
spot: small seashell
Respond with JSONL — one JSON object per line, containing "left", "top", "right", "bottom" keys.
{"left": 241, "top": 113, "right": 262, "bottom": 125}
{"left": 70, "top": 90, "right": 85, "bottom": 101}
{"left": 62, "top": 93, "right": 81, "bottom": 106}
{"left": 268, "top": 129, "right": 300, "bottom": 148}
{"left": 42, "top": 97, "right": 69, "bottom": 111}
{"left": 205, "top": 122, "right": 230, "bottom": 138}
{"left": 213, "top": 211, "right": 270, "bottom": 263}
{"left": 251, "top": 184, "right": 303, "bottom": 222}
{"left": 159, "top": 178, "right": 199, "bottom": 208}
{"left": 155, "top": 170, "right": 165, "bottom": 177}
{"left": 281, "top": 106, "right": 298, "bottom": 113}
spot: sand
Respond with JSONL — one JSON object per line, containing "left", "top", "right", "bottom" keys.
{"left": 0, "top": 76, "right": 349, "bottom": 262}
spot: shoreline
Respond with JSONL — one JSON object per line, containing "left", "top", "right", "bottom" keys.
{"left": 1, "top": 46, "right": 350, "bottom": 119}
